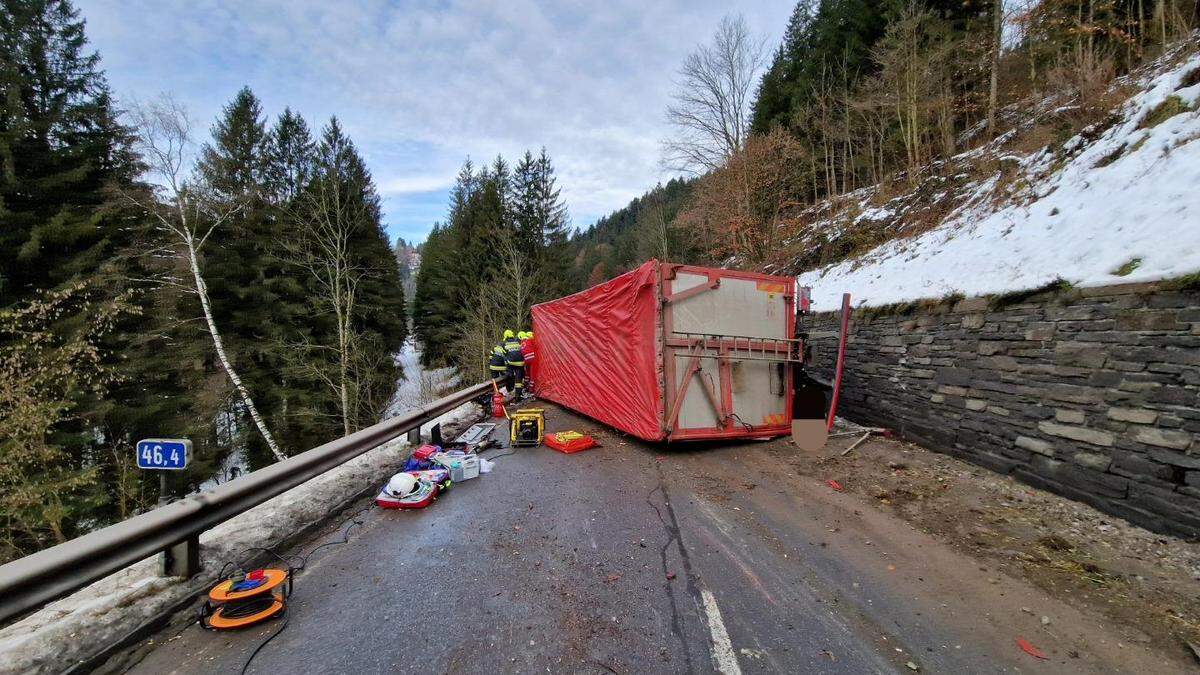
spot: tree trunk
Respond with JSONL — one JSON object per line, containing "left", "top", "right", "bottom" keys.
{"left": 988, "top": 0, "right": 1003, "bottom": 138}
{"left": 187, "top": 235, "right": 286, "bottom": 462}
{"left": 338, "top": 297, "right": 352, "bottom": 437}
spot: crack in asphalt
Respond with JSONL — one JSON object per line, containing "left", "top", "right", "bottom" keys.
{"left": 647, "top": 462, "right": 704, "bottom": 675}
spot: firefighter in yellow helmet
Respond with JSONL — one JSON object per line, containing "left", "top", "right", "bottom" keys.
{"left": 503, "top": 329, "right": 526, "bottom": 400}
{"left": 519, "top": 330, "right": 536, "bottom": 392}
{"left": 480, "top": 333, "right": 510, "bottom": 413}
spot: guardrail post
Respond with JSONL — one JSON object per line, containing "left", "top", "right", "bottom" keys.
{"left": 407, "top": 426, "right": 421, "bottom": 445}
{"left": 162, "top": 535, "right": 200, "bottom": 578}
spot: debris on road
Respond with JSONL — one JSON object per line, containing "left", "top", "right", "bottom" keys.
{"left": 1016, "top": 637, "right": 1048, "bottom": 660}
{"left": 826, "top": 479, "right": 844, "bottom": 492}
{"left": 376, "top": 424, "right": 500, "bottom": 509}
{"left": 841, "top": 432, "right": 872, "bottom": 456}
{"left": 770, "top": 427, "right": 1200, "bottom": 657}
{"left": 1186, "top": 641, "right": 1200, "bottom": 665}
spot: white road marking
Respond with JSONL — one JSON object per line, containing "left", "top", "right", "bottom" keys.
{"left": 701, "top": 589, "right": 742, "bottom": 675}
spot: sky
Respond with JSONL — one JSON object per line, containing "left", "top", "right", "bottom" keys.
{"left": 77, "top": 0, "right": 795, "bottom": 245}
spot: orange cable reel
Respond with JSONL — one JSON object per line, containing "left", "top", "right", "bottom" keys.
{"left": 201, "top": 567, "right": 292, "bottom": 630}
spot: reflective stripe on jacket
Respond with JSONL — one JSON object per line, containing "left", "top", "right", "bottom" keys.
{"left": 504, "top": 339, "right": 525, "bottom": 366}
{"left": 489, "top": 344, "right": 507, "bottom": 371}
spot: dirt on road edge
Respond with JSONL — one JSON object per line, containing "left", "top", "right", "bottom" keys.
{"left": 767, "top": 431, "right": 1200, "bottom": 667}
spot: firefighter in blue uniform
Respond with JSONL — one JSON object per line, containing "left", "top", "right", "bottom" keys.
{"left": 503, "top": 329, "right": 526, "bottom": 399}
{"left": 488, "top": 341, "right": 508, "bottom": 382}
{"left": 478, "top": 336, "right": 509, "bottom": 413}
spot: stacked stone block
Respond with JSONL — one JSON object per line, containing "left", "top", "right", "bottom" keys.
{"left": 807, "top": 282, "right": 1200, "bottom": 538}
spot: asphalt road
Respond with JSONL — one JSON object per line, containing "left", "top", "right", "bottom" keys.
{"left": 123, "top": 403, "right": 1180, "bottom": 674}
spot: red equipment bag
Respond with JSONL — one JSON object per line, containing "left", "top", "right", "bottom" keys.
{"left": 413, "top": 444, "right": 439, "bottom": 461}
{"left": 544, "top": 432, "right": 598, "bottom": 454}
{"left": 375, "top": 471, "right": 443, "bottom": 510}
{"left": 375, "top": 483, "right": 439, "bottom": 509}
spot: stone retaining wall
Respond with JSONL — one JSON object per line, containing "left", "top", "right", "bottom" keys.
{"left": 807, "top": 281, "right": 1200, "bottom": 538}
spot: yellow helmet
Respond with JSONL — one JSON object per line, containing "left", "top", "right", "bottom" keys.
{"left": 518, "top": 331, "right": 529, "bottom": 340}
{"left": 503, "top": 329, "right": 515, "bottom": 339}
{"left": 527, "top": 330, "right": 534, "bottom": 339}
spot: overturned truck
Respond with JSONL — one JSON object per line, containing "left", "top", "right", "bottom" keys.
{"left": 531, "top": 260, "right": 842, "bottom": 443}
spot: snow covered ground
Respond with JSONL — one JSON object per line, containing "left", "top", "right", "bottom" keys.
{"left": 385, "top": 339, "right": 461, "bottom": 416}
{"left": 0, "top": 344, "right": 478, "bottom": 675}
{"left": 798, "top": 48, "right": 1200, "bottom": 310}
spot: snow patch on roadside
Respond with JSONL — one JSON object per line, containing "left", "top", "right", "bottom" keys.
{"left": 0, "top": 351, "right": 477, "bottom": 675}
{"left": 798, "top": 48, "right": 1200, "bottom": 309}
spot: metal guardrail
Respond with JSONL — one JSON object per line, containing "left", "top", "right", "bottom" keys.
{"left": 0, "top": 381, "right": 491, "bottom": 625}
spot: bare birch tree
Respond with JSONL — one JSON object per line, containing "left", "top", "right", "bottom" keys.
{"left": 635, "top": 191, "right": 673, "bottom": 262}
{"left": 452, "top": 282, "right": 503, "bottom": 385}
{"left": 124, "top": 97, "right": 286, "bottom": 461}
{"left": 282, "top": 146, "right": 374, "bottom": 437}
{"left": 662, "top": 14, "right": 767, "bottom": 173}
{"left": 494, "top": 236, "right": 538, "bottom": 331}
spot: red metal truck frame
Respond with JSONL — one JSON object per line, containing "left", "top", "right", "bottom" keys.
{"left": 658, "top": 263, "right": 797, "bottom": 442}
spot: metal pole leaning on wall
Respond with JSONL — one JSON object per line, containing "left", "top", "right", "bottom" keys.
{"left": 826, "top": 293, "right": 852, "bottom": 431}
{"left": 0, "top": 381, "right": 491, "bottom": 625}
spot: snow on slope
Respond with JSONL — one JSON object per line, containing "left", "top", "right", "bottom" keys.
{"left": 798, "top": 48, "right": 1200, "bottom": 310}
{"left": 0, "top": 350, "right": 479, "bottom": 675}
{"left": 385, "top": 339, "right": 461, "bottom": 415}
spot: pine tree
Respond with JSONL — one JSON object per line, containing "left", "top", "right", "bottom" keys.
{"left": 0, "top": 0, "right": 141, "bottom": 304}
{"left": 260, "top": 108, "right": 325, "bottom": 449}
{"left": 512, "top": 151, "right": 541, "bottom": 253}
{"left": 412, "top": 223, "right": 458, "bottom": 365}
{"left": 197, "top": 87, "right": 266, "bottom": 199}
{"left": 0, "top": 0, "right": 193, "bottom": 554}
{"left": 749, "top": 0, "right": 889, "bottom": 135}
{"left": 532, "top": 149, "right": 571, "bottom": 298}
{"left": 196, "top": 87, "right": 291, "bottom": 464}
{"left": 751, "top": 1, "right": 817, "bottom": 133}
{"left": 413, "top": 148, "right": 573, "bottom": 369}
{"left": 289, "top": 118, "right": 406, "bottom": 430}
{"left": 263, "top": 107, "right": 315, "bottom": 205}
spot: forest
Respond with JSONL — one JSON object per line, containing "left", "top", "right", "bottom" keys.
{"left": 418, "top": 0, "right": 1200, "bottom": 374}
{"left": 418, "top": 0, "right": 1199, "bottom": 378}
{"left": 562, "top": 0, "right": 1200, "bottom": 283}
{"left": 0, "top": 1, "right": 405, "bottom": 561}
{"left": 412, "top": 151, "right": 573, "bottom": 376}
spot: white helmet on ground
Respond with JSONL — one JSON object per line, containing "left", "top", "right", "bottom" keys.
{"left": 386, "top": 472, "right": 418, "bottom": 497}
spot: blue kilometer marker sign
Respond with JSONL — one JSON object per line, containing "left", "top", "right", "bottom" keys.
{"left": 136, "top": 439, "right": 191, "bottom": 470}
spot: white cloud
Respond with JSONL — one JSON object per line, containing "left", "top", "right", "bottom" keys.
{"left": 377, "top": 174, "right": 455, "bottom": 196}
{"left": 78, "top": 0, "right": 796, "bottom": 240}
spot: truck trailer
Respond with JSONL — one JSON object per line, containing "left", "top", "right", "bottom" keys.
{"left": 531, "top": 260, "right": 825, "bottom": 443}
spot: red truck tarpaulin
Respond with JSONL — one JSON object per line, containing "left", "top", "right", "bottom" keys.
{"left": 532, "top": 261, "right": 665, "bottom": 441}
